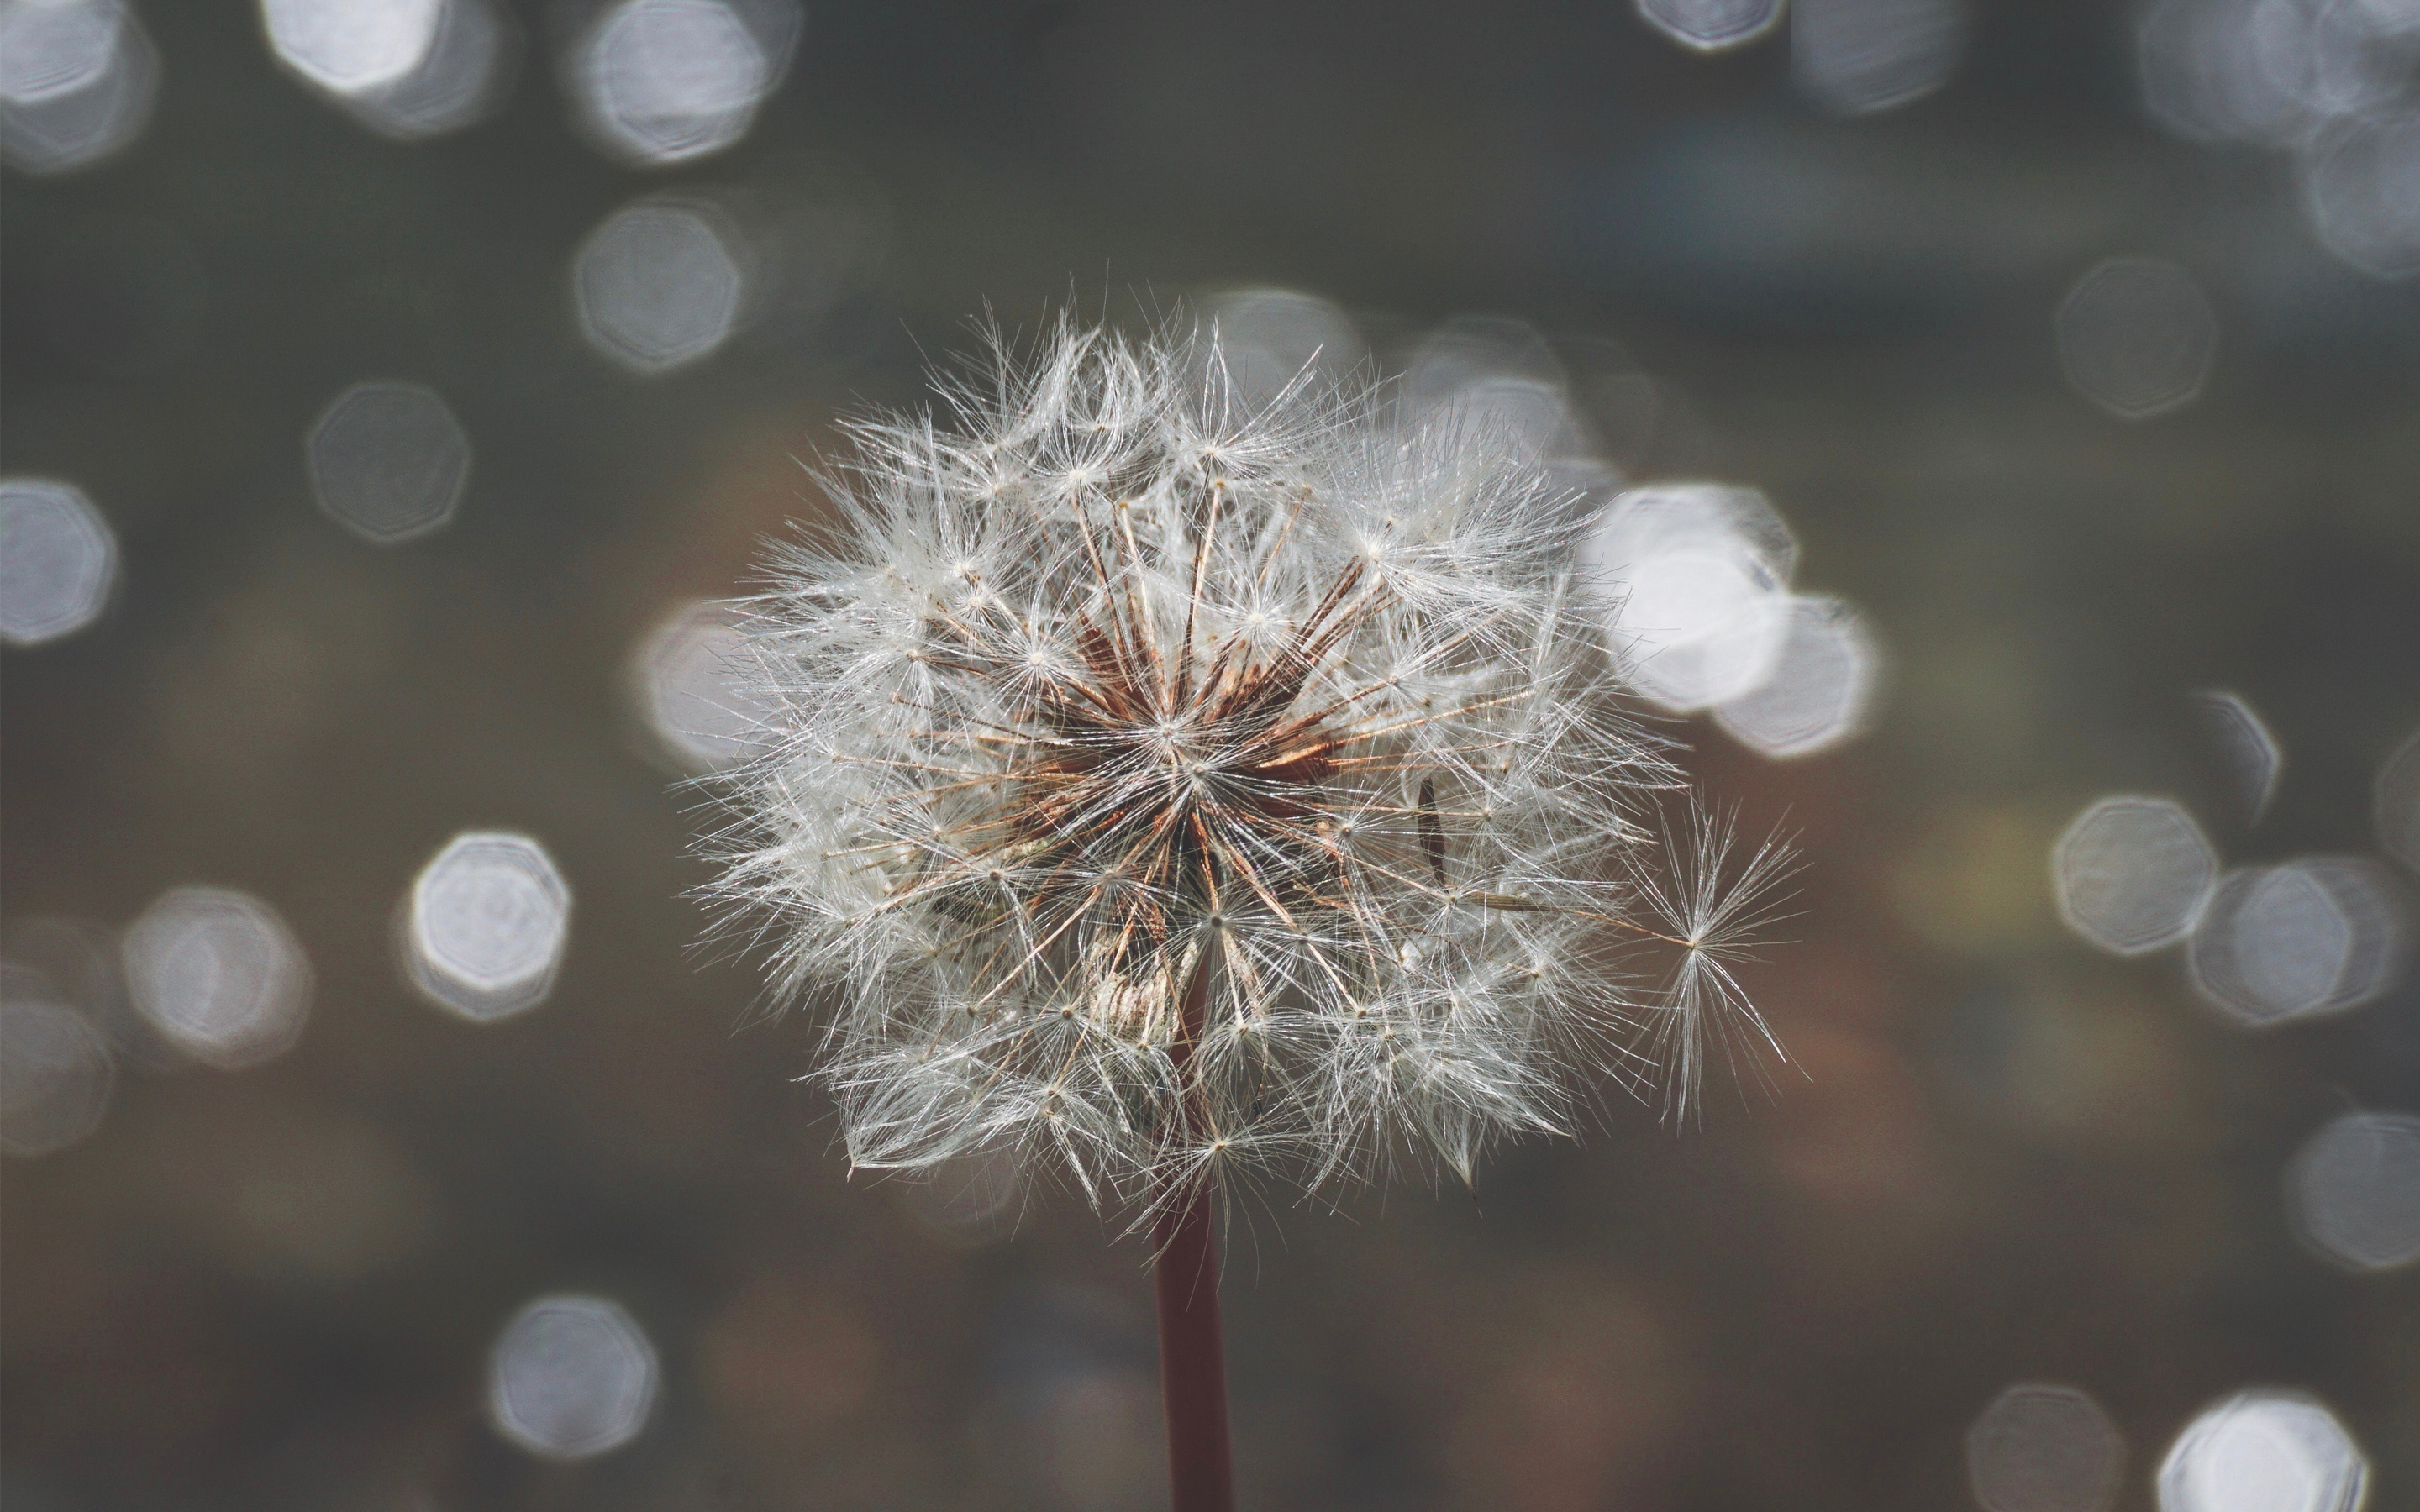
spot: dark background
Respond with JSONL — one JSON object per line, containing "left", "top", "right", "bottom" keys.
{"left": 6, "top": 2, "right": 2418, "bottom": 1509}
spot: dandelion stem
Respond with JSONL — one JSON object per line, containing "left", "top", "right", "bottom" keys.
{"left": 1151, "top": 958, "right": 1235, "bottom": 1512}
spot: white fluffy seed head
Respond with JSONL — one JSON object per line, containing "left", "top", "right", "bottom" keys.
{"left": 710, "top": 315, "right": 1789, "bottom": 1223}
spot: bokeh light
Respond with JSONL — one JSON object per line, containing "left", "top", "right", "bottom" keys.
{"left": 1401, "top": 317, "right": 1585, "bottom": 464}
{"left": 0, "top": 0, "right": 159, "bottom": 176}
{"left": 1636, "top": 0, "right": 1786, "bottom": 54}
{"left": 2377, "top": 728, "right": 2420, "bottom": 872}
{"left": 2055, "top": 259, "right": 2218, "bottom": 421}
{"left": 1712, "top": 593, "right": 1883, "bottom": 759}
{"left": 487, "top": 1294, "right": 659, "bottom": 1460}
{"left": 574, "top": 197, "right": 750, "bottom": 376}
{"left": 0, "top": 477, "right": 117, "bottom": 648}
{"left": 403, "top": 832, "right": 571, "bottom": 1022}
{"left": 1965, "top": 1383, "right": 2125, "bottom": 1512}
{"left": 629, "top": 599, "right": 776, "bottom": 773}
{"left": 306, "top": 380, "right": 471, "bottom": 544}
{"left": 2187, "top": 858, "right": 2410, "bottom": 1026}
{"left": 2154, "top": 1389, "right": 2369, "bottom": 1512}
{"left": 1197, "top": 287, "right": 1366, "bottom": 412}
{"left": 2189, "top": 689, "right": 2283, "bottom": 824}
{"left": 122, "top": 886, "right": 313, "bottom": 1070}
{"left": 564, "top": 0, "right": 803, "bottom": 168}
{"left": 0, "top": 995, "right": 115, "bottom": 1158}
{"left": 2300, "top": 109, "right": 2420, "bottom": 280}
{"left": 2287, "top": 1110, "right": 2420, "bottom": 1273}
{"left": 2138, "top": 0, "right": 2416, "bottom": 150}
{"left": 1791, "top": 0, "right": 1969, "bottom": 116}
{"left": 259, "top": 0, "right": 516, "bottom": 141}
{"left": 1581, "top": 481, "right": 1798, "bottom": 713}
{"left": 2051, "top": 795, "right": 2218, "bottom": 956}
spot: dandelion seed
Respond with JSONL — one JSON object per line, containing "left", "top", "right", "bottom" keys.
{"left": 712, "top": 314, "right": 1790, "bottom": 1216}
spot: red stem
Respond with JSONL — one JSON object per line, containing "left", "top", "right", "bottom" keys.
{"left": 1151, "top": 957, "right": 1235, "bottom": 1512}
{"left": 1152, "top": 1174, "right": 1234, "bottom": 1512}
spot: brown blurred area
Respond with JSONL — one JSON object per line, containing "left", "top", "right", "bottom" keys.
{"left": 6, "top": 2, "right": 2419, "bottom": 1509}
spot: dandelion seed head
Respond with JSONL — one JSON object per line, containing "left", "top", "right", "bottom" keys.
{"left": 713, "top": 316, "right": 1787, "bottom": 1219}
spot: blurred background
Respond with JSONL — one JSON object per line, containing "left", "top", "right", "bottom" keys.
{"left": 5, "top": 1, "right": 2419, "bottom": 1509}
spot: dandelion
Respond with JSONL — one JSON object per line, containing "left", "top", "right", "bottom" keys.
{"left": 711, "top": 314, "right": 1788, "bottom": 1511}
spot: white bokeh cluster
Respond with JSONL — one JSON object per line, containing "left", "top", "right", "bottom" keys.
{"left": 404, "top": 832, "right": 572, "bottom": 1022}
{"left": 562, "top": 0, "right": 802, "bottom": 167}
{"left": 2053, "top": 709, "right": 2413, "bottom": 1026}
{"left": 1581, "top": 482, "right": 1883, "bottom": 756}
{"left": 2155, "top": 1389, "right": 2369, "bottom": 1512}
{"left": 2139, "top": 0, "right": 2420, "bottom": 278}
{"left": 1965, "top": 1383, "right": 2126, "bottom": 1512}
{"left": 258, "top": 0, "right": 517, "bottom": 139}
{"left": 122, "top": 886, "right": 314, "bottom": 1070}
{"left": 487, "top": 1294, "right": 659, "bottom": 1459}
{"left": 0, "top": 0, "right": 160, "bottom": 175}
{"left": 0, "top": 476, "right": 118, "bottom": 648}
{"left": 2055, "top": 258, "right": 2219, "bottom": 421}
{"left": 2187, "top": 857, "right": 2408, "bottom": 1026}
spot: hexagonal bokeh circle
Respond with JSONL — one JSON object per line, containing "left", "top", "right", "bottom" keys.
{"left": 121, "top": 886, "right": 313, "bottom": 1069}
{"left": 487, "top": 1294, "right": 658, "bottom": 1460}
{"left": 2186, "top": 858, "right": 2407, "bottom": 1026}
{"left": 1635, "top": 0, "right": 1785, "bottom": 54}
{"left": 308, "top": 381, "right": 471, "bottom": 544}
{"left": 2051, "top": 795, "right": 2217, "bottom": 955}
{"left": 405, "top": 832, "right": 571, "bottom": 1022}
{"left": 2155, "top": 1389, "right": 2368, "bottom": 1512}
{"left": 574, "top": 199, "right": 746, "bottom": 375}
{"left": 0, "top": 0, "right": 160, "bottom": 176}
{"left": 1712, "top": 594, "right": 1884, "bottom": 759}
{"left": 2056, "top": 258, "right": 2218, "bottom": 421}
{"left": 1965, "top": 1382, "right": 2125, "bottom": 1512}
{"left": 0, "top": 477, "right": 118, "bottom": 647}
{"left": 2288, "top": 1111, "right": 2420, "bottom": 1273}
